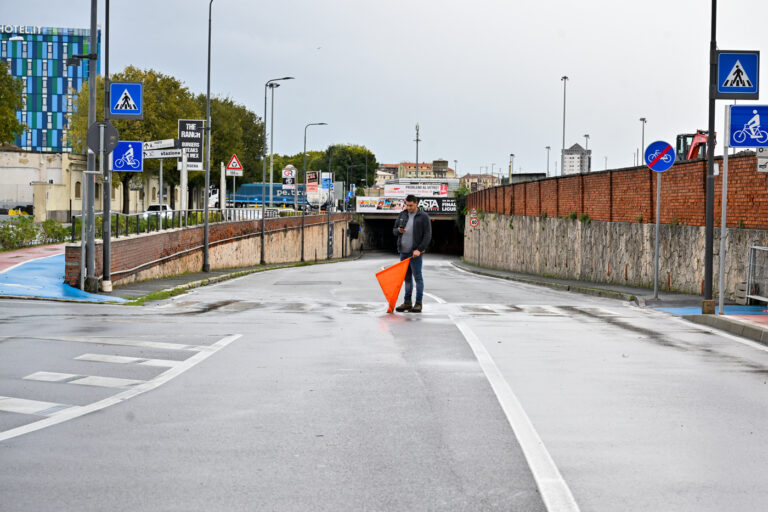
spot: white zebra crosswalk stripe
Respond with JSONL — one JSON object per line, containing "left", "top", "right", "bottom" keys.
{"left": 24, "top": 371, "right": 145, "bottom": 388}
{"left": 75, "top": 353, "right": 182, "bottom": 367}
{"left": 0, "top": 396, "right": 75, "bottom": 416}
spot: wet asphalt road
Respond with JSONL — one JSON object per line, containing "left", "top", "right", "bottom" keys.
{"left": 1, "top": 253, "right": 768, "bottom": 511}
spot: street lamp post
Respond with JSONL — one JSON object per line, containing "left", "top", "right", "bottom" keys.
{"left": 561, "top": 75, "right": 569, "bottom": 176}
{"left": 509, "top": 154, "right": 514, "bottom": 180}
{"left": 639, "top": 117, "right": 647, "bottom": 159}
{"left": 202, "top": 0, "right": 214, "bottom": 272}
{"left": 545, "top": 146, "right": 551, "bottom": 174}
{"left": 301, "top": 122, "right": 327, "bottom": 211}
{"left": 267, "top": 82, "right": 281, "bottom": 207}
{"left": 260, "top": 76, "right": 294, "bottom": 265}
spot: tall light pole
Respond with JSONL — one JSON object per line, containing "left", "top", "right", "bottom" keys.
{"left": 509, "top": 154, "right": 514, "bottom": 180}
{"left": 261, "top": 76, "right": 294, "bottom": 265}
{"left": 268, "top": 82, "right": 281, "bottom": 207}
{"left": 346, "top": 163, "right": 364, "bottom": 211}
{"left": 639, "top": 117, "right": 647, "bottom": 160}
{"left": 202, "top": 0, "right": 214, "bottom": 272}
{"left": 583, "top": 134, "right": 589, "bottom": 151}
{"left": 545, "top": 146, "right": 551, "bottom": 174}
{"left": 301, "top": 122, "right": 327, "bottom": 210}
{"left": 561, "top": 75, "right": 569, "bottom": 176}
{"left": 414, "top": 123, "right": 421, "bottom": 177}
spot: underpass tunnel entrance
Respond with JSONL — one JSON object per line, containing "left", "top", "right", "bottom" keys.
{"left": 361, "top": 216, "right": 463, "bottom": 255}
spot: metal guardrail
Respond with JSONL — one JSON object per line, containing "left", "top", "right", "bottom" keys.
{"left": 69, "top": 208, "right": 334, "bottom": 242}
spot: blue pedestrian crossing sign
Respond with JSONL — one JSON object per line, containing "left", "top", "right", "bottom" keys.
{"left": 644, "top": 140, "right": 676, "bottom": 172}
{"left": 109, "top": 81, "right": 144, "bottom": 119}
{"left": 729, "top": 105, "right": 768, "bottom": 147}
{"left": 111, "top": 141, "right": 143, "bottom": 172}
{"left": 717, "top": 51, "right": 759, "bottom": 99}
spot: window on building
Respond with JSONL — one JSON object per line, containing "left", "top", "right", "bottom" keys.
{"left": 139, "top": 189, "right": 144, "bottom": 201}
{"left": 95, "top": 183, "right": 101, "bottom": 199}
{"left": 75, "top": 181, "right": 81, "bottom": 199}
{"left": 111, "top": 185, "right": 116, "bottom": 199}
{"left": 152, "top": 187, "right": 156, "bottom": 200}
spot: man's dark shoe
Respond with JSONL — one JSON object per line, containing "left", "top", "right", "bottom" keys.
{"left": 395, "top": 301, "right": 412, "bottom": 312}
{"left": 410, "top": 302, "right": 422, "bottom": 313}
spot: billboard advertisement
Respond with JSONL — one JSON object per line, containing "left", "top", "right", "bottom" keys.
{"left": 356, "top": 196, "right": 457, "bottom": 214}
{"left": 384, "top": 183, "right": 448, "bottom": 198}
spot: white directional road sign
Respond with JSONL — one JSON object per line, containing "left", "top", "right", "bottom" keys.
{"left": 144, "top": 148, "right": 184, "bottom": 159}
{"left": 143, "top": 139, "right": 176, "bottom": 150}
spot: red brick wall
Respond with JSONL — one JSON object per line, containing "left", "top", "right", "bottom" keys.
{"left": 469, "top": 154, "right": 761, "bottom": 226}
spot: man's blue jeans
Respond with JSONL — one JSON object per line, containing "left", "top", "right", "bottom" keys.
{"left": 400, "top": 252, "right": 424, "bottom": 303}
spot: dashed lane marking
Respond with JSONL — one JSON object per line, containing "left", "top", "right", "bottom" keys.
{"left": 0, "top": 396, "right": 76, "bottom": 417}
{"left": 0, "top": 334, "right": 242, "bottom": 443}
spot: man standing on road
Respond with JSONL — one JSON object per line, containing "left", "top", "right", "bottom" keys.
{"left": 393, "top": 195, "right": 432, "bottom": 313}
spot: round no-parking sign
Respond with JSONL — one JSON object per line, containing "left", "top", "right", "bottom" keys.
{"left": 644, "top": 140, "right": 676, "bottom": 172}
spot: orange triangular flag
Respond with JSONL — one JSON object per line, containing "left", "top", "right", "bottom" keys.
{"left": 376, "top": 258, "right": 411, "bottom": 313}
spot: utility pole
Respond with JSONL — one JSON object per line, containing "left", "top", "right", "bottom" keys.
{"left": 414, "top": 123, "right": 421, "bottom": 178}
{"left": 561, "top": 75, "right": 569, "bottom": 177}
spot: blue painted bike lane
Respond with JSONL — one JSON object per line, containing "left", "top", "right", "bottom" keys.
{"left": 0, "top": 254, "right": 126, "bottom": 303}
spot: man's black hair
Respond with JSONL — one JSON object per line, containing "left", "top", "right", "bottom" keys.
{"left": 405, "top": 194, "right": 418, "bottom": 203}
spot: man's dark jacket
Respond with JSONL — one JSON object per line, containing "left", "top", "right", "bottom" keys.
{"left": 393, "top": 209, "right": 432, "bottom": 254}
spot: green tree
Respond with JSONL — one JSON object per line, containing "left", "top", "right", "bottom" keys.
{"left": 192, "top": 95, "right": 265, "bottom": 192}
{"left": 0, "top": 61, "right": 25, "bottom": 145}
{"left": 322, "top": 144, "right": 378, "bottom": 191}
{"left": 69, "top": 66, "right": 202, "bottom": 212}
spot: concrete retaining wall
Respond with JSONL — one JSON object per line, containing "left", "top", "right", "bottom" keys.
{"left": 464, "top": 213, "right": 768, "bottom": 300}
{"left": 65, "top": 213, "right": 360, "bottom": 288}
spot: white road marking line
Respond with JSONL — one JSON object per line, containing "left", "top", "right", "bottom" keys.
{"left": 0, "top": 396, "right": 75, "bottom": 416}
{"left": 0, "top": 334, "right": 242, "bottom": 443}
{"left": 75, "top": 353, "right": 181, "bottom": 367}
{"left": 23, "top": 371, "right": 75, "bottom": 382}
{"left": 0, "top": 253, "right": 62, "bottom": 275}
{"left": 423, "top": 292, "right": 446, "bottom": 304}
{"left": 24, "top": 372, "right": 145, "bottom": 388}
{"left": 667, "top": 315, "right": 768, "bottom": 354}
{"left": 53, "top": 336, "right": 208, "bottom": 352}
{"left": 425, "top": 289, "right": 579, "bottom": 512}
{"left": 450, "top": 315, "right": 581, "bottom": 512}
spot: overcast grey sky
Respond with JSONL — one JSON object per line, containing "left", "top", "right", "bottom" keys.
{"left": 5, "top": 0, "right": 767, "bottom": 175}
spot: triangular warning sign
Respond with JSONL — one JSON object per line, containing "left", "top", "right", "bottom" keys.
{"left": 114, "top": 89, "right": 138, "bottom": 110}
{"left": 722, "top": 60, "right": 753, "bottom": 88}
{"left": 226, "top": 154, "right": 243, "bottom": 170}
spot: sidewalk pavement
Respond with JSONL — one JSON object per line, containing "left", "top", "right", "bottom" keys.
{"left": 452, "top": 259, "right": 768, "bottom": 347}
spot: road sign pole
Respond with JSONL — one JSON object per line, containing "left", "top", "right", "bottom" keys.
{"left": 654, "top": 172, "right": 661, "bottom": 299}
{"left": 718, "top": 105, "right": 731, "bottom": 315}
{"left": 159, "top": 159, "right": 163, "bottom": 210}
{"left": 85, "top": 0, "right": 97, "bottom": 292}
{"left": 100, "top": 123, "right": 112, "bottom": 291}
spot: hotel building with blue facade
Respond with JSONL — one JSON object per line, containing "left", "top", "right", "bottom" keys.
{"left": 0, "top": 24, "right": 100, "bottom": 153}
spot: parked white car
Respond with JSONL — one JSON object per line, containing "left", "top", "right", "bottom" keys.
{"left": 143, "top": 204, "right": 173, "bottom": 219}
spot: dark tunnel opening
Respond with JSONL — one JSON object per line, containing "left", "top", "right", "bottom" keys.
{"left": 361, "top": 217, "right": 463, "bottom": 255}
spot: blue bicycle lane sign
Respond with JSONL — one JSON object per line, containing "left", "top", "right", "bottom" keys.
{"left": 730, "top": 105, "right": 768, "bottom": 148}
{"left": 111, "top": 141, "right": 143, "bottom": 172}
{"left": 644, "top": 140, "right": 676, "bottom": 172}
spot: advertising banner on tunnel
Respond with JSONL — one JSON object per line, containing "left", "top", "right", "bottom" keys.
{"left": 384, "top": 183, "right": 448, "bottom": 198}
{"left": 356, "top": 196, "right": 457, "bottom": 214}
